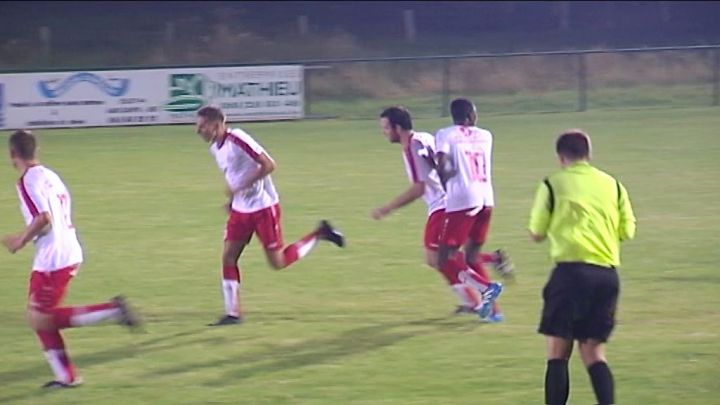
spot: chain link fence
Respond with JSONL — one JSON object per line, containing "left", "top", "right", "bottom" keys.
{"left": 303, "top": 45, "right": 720, "bottom": 119}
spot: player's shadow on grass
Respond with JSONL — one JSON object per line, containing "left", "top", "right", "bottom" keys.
{"left": 146, "top": 315, "right": 480, "bottom": 385}
{"left": 0, "top": 327, "right": 217, "bottom": 403}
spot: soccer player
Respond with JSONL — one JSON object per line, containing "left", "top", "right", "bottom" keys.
{"left": 435, "top": 98, "right": 505, "bottom": 321}
{"left": 2, "top": 130, "right": 140, "bottom": 389}
{"left": 195, "top": 106, "right": 345, "bottom": 326}
{"left": 529, "top": 130, "right": 636, "bottom": 405}
{"left": 371, "top": 106, "right": 512, "bottom": 318}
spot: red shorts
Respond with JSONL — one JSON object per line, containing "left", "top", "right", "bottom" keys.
{"left": 28, "top": 265, "right": 79, "bottom": 312}
{"left": 439, "top": 206, "right": 493, "bottom": 248}
{"left": 424, "top": 209, "right": 445, "bottom": 251}
{"left": 225, "top": 203, "right": 284, "bottom": 251}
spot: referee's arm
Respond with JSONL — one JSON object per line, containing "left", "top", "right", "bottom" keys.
{"left": 528, "top": 181, "right": 552, "bottom": 242}
{"left": 617, "top": 181, "right": 637, "bottom": 241}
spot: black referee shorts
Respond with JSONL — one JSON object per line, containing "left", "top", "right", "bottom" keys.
{"left": 538, "top": 262, "right": 620, "bottom": 343}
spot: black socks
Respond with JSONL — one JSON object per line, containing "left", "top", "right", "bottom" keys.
{"left": 588, "top": 361, "right": 615, "bottom": 405}
{"left": 545, "top": 359, "right": 569, "bottom": 405}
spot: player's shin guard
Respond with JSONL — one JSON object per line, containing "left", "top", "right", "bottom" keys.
{"left": 36, "top": 330, "right": 77, "bottom": 384}
{"left": 222, "top": 265, "right": 241, "bottom": 317}
{"left": 281, "top": 231, "right": 319, "bottom": 268}
{"left": 49, "top": 302, "right": 122, "bottom": 329}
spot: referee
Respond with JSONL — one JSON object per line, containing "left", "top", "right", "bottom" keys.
{"left": 528, "top": 129, "right": 636, "bottom": 405}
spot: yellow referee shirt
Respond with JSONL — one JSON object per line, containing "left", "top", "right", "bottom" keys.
{"left": 528, "top": 161, "right": 636, "bottom": 267}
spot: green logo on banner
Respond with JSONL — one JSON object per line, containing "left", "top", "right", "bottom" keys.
{"left": 164, "top": 74, "right": 207, "bottom": 112}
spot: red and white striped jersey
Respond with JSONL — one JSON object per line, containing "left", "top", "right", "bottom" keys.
{"left": 435, "top": 125, "right": 495, "bottom": 212}
{"left": 402, "top": 131, "right": 446, "bottom": 216}
{"left": 210, "top": 128, "right": 280, "bottom": 213}
{"left": 16, "top": 165, "right": 83, "bottom": 272}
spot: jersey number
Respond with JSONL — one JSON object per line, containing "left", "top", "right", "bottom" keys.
{"left": 463, "top": 151, "right": 487, "bottom": 182}
{"left": 57, "top": 194, "right": 74, "bottom": 229}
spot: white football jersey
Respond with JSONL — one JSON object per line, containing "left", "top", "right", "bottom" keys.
{"left": 210, "top": 128, "right": 280, "bottom": 213}
{"left": 434, "top": 125, "right": 495, "bottom": 212}
{"left": 16, "top": 165, "right": 84, "bottom": 272}
{"left": 402, "top": 131, "right": 446, "bottom": 216}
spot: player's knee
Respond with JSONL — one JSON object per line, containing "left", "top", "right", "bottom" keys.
{"left": 579, "top": 341, "right": 606, "bottom": 366}
{"left": 223, "top": 247, "right": 244, "bottom": 266}
{"left": 425, "top": 251, "right": 439, "bottom": 270}
{"left": 546, "top": 337, "right": 573, "bottom": 360}
{"left": 222, "top": 251, "right": 238, "bottom": 266}
{"left": 26, "top": 309, "right": 53, "bottom": 331}
{"left": 464, "top": 252, "right": 475, "bottom": 266}
{"left": 464, "top": 243, "right": 482, "bottom": 264}
{"left": 437, "top": 247, "right": 453, "bottom": 267}
{"left": 266, "top": 251, "right": 285, "bottom": 270}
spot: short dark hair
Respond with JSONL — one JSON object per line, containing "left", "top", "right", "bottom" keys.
{"left": 197, "top": 105, "right": 226, "bottom": 123}
{"left": 9, "top": 130, "right": 36, "bottom": 160}
{"left": 450, "top": 98, "right": 475, "bottom": 124}
{"left": 380, "top": 106, "right": 413, "bottom": 131}
{"left": 556, "top": 129, "right": 591, "bottom": 160}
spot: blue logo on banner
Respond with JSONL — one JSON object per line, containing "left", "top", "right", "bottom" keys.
{"left": 37, "top": 72, "right": 130, "bottom": 98}
{"left": 0, "top": 83, "right": 5, "bottom": 128}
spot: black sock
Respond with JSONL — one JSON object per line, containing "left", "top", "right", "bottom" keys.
{"left": 545, "top": 359, "right": 569, "bottom": 405}
{"left": 588, "top": 361, "right": 614, "bottom": 405}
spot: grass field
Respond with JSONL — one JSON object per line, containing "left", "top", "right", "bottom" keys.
{"left": 0, "top": 106, "right": 719, "bottom": 404}
{"left": 310, "top": 84, "right": 717, "bottom": 119}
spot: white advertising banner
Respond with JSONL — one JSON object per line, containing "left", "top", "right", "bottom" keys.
{"left": 0, "top": 65, "right": 304, "bottom": 129}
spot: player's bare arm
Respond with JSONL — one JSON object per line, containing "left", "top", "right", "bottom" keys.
{"left": 435, "top": 152, "right": 456, "bottom": 190}
{"left": 225, "top": 152, "right": 276, "bottom": 196}
{"left": 372, "top": 181, "right": 425, "bottom": 220}
{"left": 2, "top": 212, "right": 51, "bottom": 253}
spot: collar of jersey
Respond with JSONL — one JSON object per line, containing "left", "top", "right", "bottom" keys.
{"left": 21, "top": 163, "right": 41, "bottom": 176}
{"left": 566, "top": 160, "right": 591, "bottom": 170}
{"left": 216, "top": 130, "right": 232, "bottom": 149}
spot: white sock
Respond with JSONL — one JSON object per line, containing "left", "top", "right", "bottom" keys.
{"left": 222, "top": 279, "right": 240, "bottom": 317}
{"left": 458, "top": 270, "right": 489, "bottom": 293}
{"left": 44, "top": 349, "right": 72, "bottom": 383}
{"left": 451, "top": 284, "right": 479, "bottom": 307}
{"left": 71, "top": 308, "right": 121, "bottom": 326}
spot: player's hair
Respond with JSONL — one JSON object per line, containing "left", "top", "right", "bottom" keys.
{"left": 197, "top": 105, "right": 226, "bottom": 123}
{"left": 556, "top": 129, "right": 592, "bottom": 160}
{"left": 450, "top": 98, "right": 475, "bottom": 125}
{"left": 9, "top": 130, "right": 36, "bottom": 160}
{"left": 380, "top": 106, "right": 413, "bottom": 130}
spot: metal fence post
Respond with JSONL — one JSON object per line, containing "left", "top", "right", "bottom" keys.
{"left": 302, "top": 65, "right": 331, "bottom": 119}
{"left": 713, "top": 48, "right": 719, "bottom": 106}
{"left": 304, "top": 65, "right": 312, "bottom": 117}
{"left": 577, "top": 53, "right": 588, "bottom": 112}
{"left": 441, "top": 58, "right": 450, "bottom": 117}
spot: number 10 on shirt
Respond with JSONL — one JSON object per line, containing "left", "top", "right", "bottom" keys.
{"left": 464, "top": 150, "right": 487, "bottom": 182}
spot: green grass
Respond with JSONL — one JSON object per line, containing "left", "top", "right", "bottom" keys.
{"left": 310, "top": 84, "right": 717, "bottom": 119}
{"left": 0, "top": 106, "right": 719, "bottom": 404}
